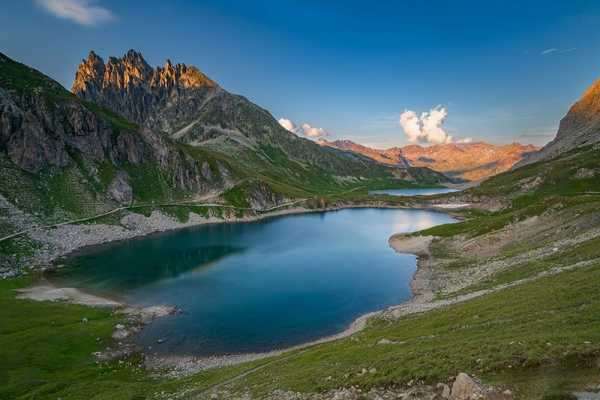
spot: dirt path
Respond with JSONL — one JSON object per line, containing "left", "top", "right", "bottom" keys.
{"left": 0, "top": 198, "right": 308, "bottom": 243}
{"left": 181, "top": 350, "right": 308, "bottom": 400}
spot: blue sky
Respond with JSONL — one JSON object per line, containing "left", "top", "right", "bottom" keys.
{"left": 2, "top": 1, "right": 600, "bottom": 148}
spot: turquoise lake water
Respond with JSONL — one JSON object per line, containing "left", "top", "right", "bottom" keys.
{"left": 50, "top": 208, "right": 455, "bottom": 357}
{"left": 369, "top": 188, "right": 459, "bottom": 196}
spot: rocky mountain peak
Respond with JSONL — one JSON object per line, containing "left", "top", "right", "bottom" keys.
{"left": 123, "top": 49, "right": 148, "bottom": 66}
{"left": 71, "top": 51, "right": 106, "bottom": 93}
{"left": 71, "top": 49, "right": 218, "bottom": 130}
{"left": 72, "top": 49, "right": 216, "bottom": 96}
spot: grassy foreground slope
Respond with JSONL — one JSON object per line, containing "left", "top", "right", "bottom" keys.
{"left": 2, "top": 253, "right": 599, "bottom": 399}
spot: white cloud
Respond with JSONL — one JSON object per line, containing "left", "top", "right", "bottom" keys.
{"left": 278, "top": 118, "right": 296, "bottom": 132}
{"left": 36, "top": 0, "right": 116, "bottom": 26}
{"left": 456, "top": 137, "right": 473, "bottom": 143}
{"left": 399, "top": 106, "right": 456, "bottom": 144}
{"left": 278, "top": 118, "right": 329, "bottom": 139}
{"left": 540, "top": 47, "right": 576, "bottom": 56}
{"left": 300, "top": 123, "right": 328, "bottom": 138}
{"left": 398, "top": 110, "right": 422, "bottom": 143}
{"left": 420, "top": 107, "right": 451, "bottom": 144}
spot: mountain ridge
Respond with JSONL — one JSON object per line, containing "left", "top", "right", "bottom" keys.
{"left": 320, "top": 139, "right": 538, "bottom": 181}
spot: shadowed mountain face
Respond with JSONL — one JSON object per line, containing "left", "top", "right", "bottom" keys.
{"left": 517, "top": 78, "right": 600, "bottom": 167}
{"left": 321, "top": 140, "right": 537, "bottom": 181}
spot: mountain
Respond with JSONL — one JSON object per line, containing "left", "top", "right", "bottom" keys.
{"left": 318, "top": 140, "right": 411, "bottom": 167}
{"left": 517, "top": 78, "right": 600, "bottom": 167}
{"left": 71, "top": 50, "right": 219, "bottom": 135}
{"left": 321, "top": 140, "right": 537, "bottom": 181}
{"left": 71, "top": 50, "right": 449, "bottom": 189}
{"left": 0, "top": 51, "right": 228, "bottom": 217}
{"left": 0, "top": 51, "right": 450, "bottom": 224}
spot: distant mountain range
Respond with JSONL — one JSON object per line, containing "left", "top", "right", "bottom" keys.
{"left": 320, "top": 140, "right": 538, "bottom": 181}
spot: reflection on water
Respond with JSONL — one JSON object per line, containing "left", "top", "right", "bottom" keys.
{"left": 369, "top": 188, "right": 459, "bottom": 197}
{"left": 53, "top": 243, "right": 246, "bottom": 295}
{"left": 51, "top": 208, "right": 455, "bottom": 356}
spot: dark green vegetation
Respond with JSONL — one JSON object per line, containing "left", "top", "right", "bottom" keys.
{"left": 0, "top": 276, "right": 148, "bottom": 399}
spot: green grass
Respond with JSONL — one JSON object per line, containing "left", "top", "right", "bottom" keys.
{"left": 82, "top": 101, "right": 139, "bottom": 134}
{"left": 0, "top": 276, "right": 296, "bottom": 399}
{"left": 0, "top": 53, "right": 73, "bottom": 103}
{"left": 223, "top": 185, "right": 251, "bottom": 208}
{"left": 417, "top": 146, "right": 600, "bottom": 240}
{"left": 0, "top": 276, "right": 160, "bottom": 399}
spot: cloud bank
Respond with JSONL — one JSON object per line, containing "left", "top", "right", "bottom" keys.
{"left": 399, "top": 106, "right": 471, "bottom": 145}
{"left": 278, "top": 118, "right": 329, "bottom": 139}
{"left": 36, "top": 0, "right": 116, "bottom": 26}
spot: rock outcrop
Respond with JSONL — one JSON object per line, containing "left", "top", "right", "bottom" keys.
{"left": 72, "top": 50, "right": 218, "bottom": 134}
{"left": 107, "top": 170, "right": 133, "bottom": 204}
{"left": 450, "top": 373, "right": 513, "bottom": 400}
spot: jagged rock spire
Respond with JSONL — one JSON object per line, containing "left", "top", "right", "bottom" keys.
{"left": 72, "top": 49, "right": 216, "bottom": 96}
{"left": 71, "top": 49, "right": 219, "bottom": 130}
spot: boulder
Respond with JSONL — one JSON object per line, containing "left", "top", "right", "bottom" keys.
{"left": 108, "top": 170, "right": 133, "bottom": 204}
{"left": 451, "top": 373, "right": 486, "bottom": 400}
{"left": 450, "top": 373, "right": 513, "bottom": 400}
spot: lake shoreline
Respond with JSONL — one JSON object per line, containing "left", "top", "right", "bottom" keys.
{"left": 29, "top": 201, "right": 467, "bottom": 271}
{"left": 19, "top": 200, "right": 468, "bottom": 376}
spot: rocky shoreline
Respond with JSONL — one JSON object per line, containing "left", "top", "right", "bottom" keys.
{"left": 3, "top": 197, "right": 467, "bottom": 278}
